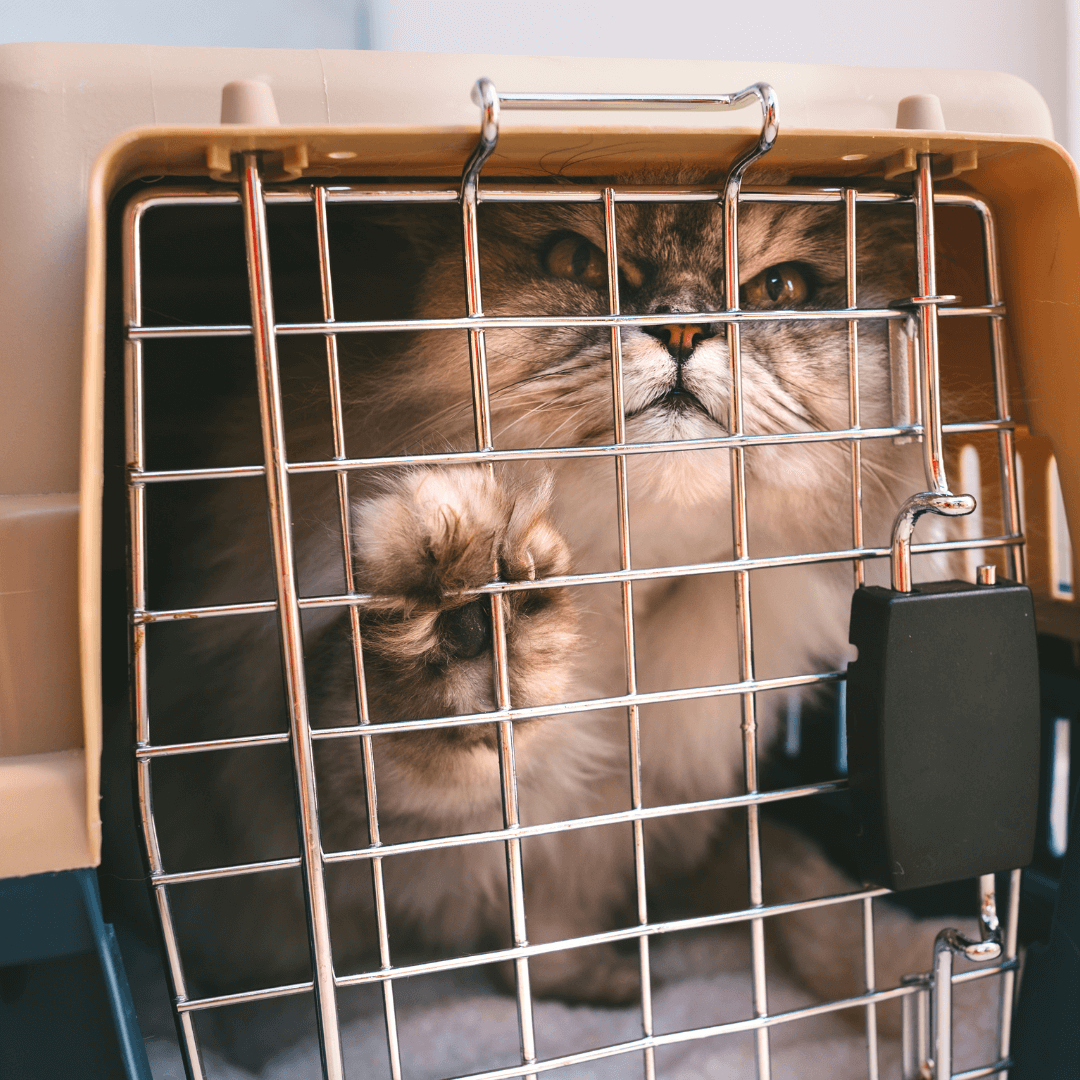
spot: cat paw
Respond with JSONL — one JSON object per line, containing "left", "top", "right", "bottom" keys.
{"left": 352, "top": 467, "right": 577, "bottom": 715}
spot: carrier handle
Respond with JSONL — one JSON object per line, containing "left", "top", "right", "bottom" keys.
{"left": 463, "top": 78, "right": 778, "bottom": 200}
{"left": 472, "top": 81, "right": 778, "bottom": 121}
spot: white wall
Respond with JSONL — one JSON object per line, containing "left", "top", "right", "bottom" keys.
{"left": 1069, "top": 0, "right": 1080, "bottom": 153}
{"left": 0, "top": 0, "right": 368, "bottom": 50}
{"left": 1, "top": 0, "right": 1073, "bottom": 152}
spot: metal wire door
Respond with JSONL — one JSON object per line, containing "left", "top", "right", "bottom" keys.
{"left": 124, "top": 81, "right": 1024, "bottom": 1080}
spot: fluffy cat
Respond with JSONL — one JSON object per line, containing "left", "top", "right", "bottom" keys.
{"left": 144, "top": 179, "right": 976, "bottom": 1030}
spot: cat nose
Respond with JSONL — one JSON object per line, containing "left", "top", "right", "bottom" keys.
{"left": 644, "top": 322, "right": 710, "bottom": 363}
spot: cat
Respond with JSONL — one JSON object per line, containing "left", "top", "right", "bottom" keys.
{"left": 140, "top": 177, "right": 981, "bottom": 1036}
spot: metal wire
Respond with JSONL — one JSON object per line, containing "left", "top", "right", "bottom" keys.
{"left": 136, "top": 670, "right": 849, "bottom": 759}
{"left": 718, "top": 124, "right": 772, "bottom": 1080}
{"left": 129, "top": 415, "right": 1014, "bottom": 488}
{"left": 603, "top": 185, "right": 655, "bottom": 1080}
{"left": 313, "top": 184, "right": 404, "bottom": 1079}
{"left": 462, "top": 79, "right": 538, "bottom": 1079}
{"left": 127, "top": 301, "right": 1004, "bottom": 342}
{"left": 845, "top": 185, "right": 878, "bottom": 1079}
{"left": 970, "top": 189, "right": 1024, "bottom": 1079}
{"left": 125, "top": 158, "right": 1026, "bottom": 1080}
{"left": 123, "top": 197, "right": 207, "bottom": 1080}
{"left": 174, "top": 948, "right": 1016, "bottom": 1017}
{"left": 913, "top": 153, "right": 952, "bottom": 497}
{"left": 862, "top": 896, "right": 880, "bottom": 1080}
{"left": 240, "top": 152, "right": 344, "bottom": 1079}
{"left": 845, "top": 188, "right": 866, "bottom": 590}
{"left": 120, "top": 180, "right": 1004, "bottom": 208}
{"left": 130, "top": 530, "right": 1021, "bottom": 634}
{"left": 975, "top": 194, "right": 1025, "bottom": 584}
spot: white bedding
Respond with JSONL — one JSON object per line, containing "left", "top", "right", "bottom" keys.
{"left": 135, "top": 926, "right": 1001, "bottom": 1080}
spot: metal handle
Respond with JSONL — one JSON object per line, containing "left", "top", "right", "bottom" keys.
{"left": 464, "top": 78, "right": 778, "bottom": 201}
{"left": 470, "top": 82, "right": 779, "bottom": 120}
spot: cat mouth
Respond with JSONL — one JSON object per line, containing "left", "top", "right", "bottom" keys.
{"left": 631, "top": 388, "right": 711, "bottom": 418}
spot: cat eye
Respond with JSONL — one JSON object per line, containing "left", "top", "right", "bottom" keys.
{"left": 543, "top": 234, "right": 608, "bottom": 291}
{"left": 740, "top": 262, "right": 812, "bottom": 308}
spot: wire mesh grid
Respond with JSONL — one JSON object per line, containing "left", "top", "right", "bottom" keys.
{"left": 122, "top": 89, "right": 1026, "bottom": 1080}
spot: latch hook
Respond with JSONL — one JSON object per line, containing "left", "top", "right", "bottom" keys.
{"left": 887, "top": 152, "right": 976, "bottom": 591}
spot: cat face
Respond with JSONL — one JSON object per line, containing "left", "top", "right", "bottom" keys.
{"left": 409, "top": 195, "right": 915, "bottom": 507}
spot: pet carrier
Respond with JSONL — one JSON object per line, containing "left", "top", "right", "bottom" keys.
{"left": 0, "top": 42, "right": 1077, "bottom": 1080}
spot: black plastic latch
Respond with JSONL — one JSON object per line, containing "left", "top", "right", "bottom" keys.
{"left": 846, "top": 576, "right": 1040, "bottom": 891}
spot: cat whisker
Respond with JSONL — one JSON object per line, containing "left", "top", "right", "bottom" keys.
{"left": 494, "top": 395, "right": 584, "bottom": 441}
{"left": 534, "top": 402, "right": 602, "bottom": 449}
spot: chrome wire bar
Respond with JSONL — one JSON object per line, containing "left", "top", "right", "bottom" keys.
{"left": 845, "top": 188, "right": 866, "bottom": 590}
{"left": 602, "top": 185, "right": 655, "bottom": 1080}
{"left": 972, "top": 184, "right": 1026, "bottom": 1080}
{"left": 862, "top": 894, "right": 880, "bottom": 1080}
{"left": 719, "top": 93, "right": 778, "bottom": 1080}
{"left": 462, "top": 78, "right": 538, "bottom": 1080}
{"left": 240, "top": 153, "right": 343, "bottom": 1079}
{"left": 175, "top": 943, "right": 1016, "bottom": 1017}
{"left": 975, "top": 193, "right": 1025, "bottom": 583}
{"left": 127, "top": 302, "right": 1004, "bottom": 341}
{"left": 131, "top": 534, "right": 1023, "bottom": 630}
{"left": 126, "top": 531, "right": 1019, "bottom": 626}
{"left": 154, "top": 855, "right": 302, "bottom": 886}
{"left": 119, "top": 180, "right": 919, "bottom": 211}
{"left": 302, "top": 668, "right": 845, "bottom": 738}
{"left": 313, "top": 185, "right": 404, "bottom": 1080}
{"left": 846, "top": 187, "right": 878, "bottom": 1079}
{"left": 997, "top": 868, "right": 1023, "bottom": 1078}
{"left": 913, "top": 154, "right": 951, "bottom": 498}
{"left": 490, "top": 85, "right": 778, "bottom": 114}
{"left": 135, "top": 670, "right": 847, "bottom": 760}
{"left": 131, "top": 532, "right": 1020, "bottom": 626}
{"left": 900, "top": 973, "right": 929, "bottom": 1080}
{"left": 154, "top": 780, "right": 846, "bottom": 883}
{"left": 119, "top": 182, "right": 993, "bottom": 212}
{"left": 123, "top": 197, "right": 207, "bottom": 1080}
{"left": 131, "top": 417, "right": 1017, "bottom": 486}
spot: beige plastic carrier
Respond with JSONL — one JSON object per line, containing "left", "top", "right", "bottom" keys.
{"left": 4, "top": 41, "right": 1073, "bottom": 881}
{"left": 0, "top": 41, "right": 1077, "bottom": 1078}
